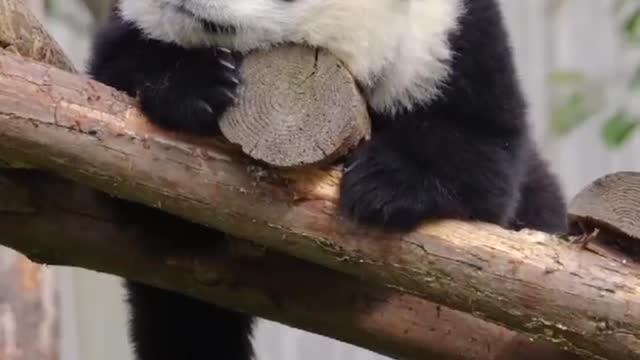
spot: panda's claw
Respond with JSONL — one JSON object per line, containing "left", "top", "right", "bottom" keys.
{"left": 338, "top": 138, "right": 441, "bottom": 233}
{"left": 218, "top": 59, "right": 236, "bottom": 70}
{"left": 136, "top": 48, "right": 244, "bottom": 135}
{"left": 222, "top": 88, "right": 239, "bottom": 103}
{"left": 195, "top": 99, "right": 215, "bottom": 115}
{"left": 225, "top": 72, "right": 242, "bottom": 85}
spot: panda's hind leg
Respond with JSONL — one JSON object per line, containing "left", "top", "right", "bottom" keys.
{"left": 103, "top": 197, "right": 255, "bottom": 360}
{"left": 125, "top": 280, "right": 254, "bottom": 360}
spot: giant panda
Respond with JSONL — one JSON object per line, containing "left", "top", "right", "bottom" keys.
{"left": 87, "top": 0, "right": 568, "bottom": 359}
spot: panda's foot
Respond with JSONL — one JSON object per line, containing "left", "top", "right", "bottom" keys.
{"left": 138, "top": 47, "right": 243, "bottom": 135}
{"left": 338, "top": 139, "right": 455, "bottom": 233}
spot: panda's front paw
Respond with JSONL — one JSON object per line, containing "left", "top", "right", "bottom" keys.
{"left": 138, "top": 47, "right": 243, "bottom": 135}
{"left": 339, "top": 140, "right": 452, "bottom": 232}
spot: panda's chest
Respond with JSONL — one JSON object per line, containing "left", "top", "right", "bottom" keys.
{"left": 294, "top": 1, "right": 460, "bottom": 114}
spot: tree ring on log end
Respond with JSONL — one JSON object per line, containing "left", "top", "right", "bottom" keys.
{"left": 219, "top": 45, "right": 371, "bottom": 168}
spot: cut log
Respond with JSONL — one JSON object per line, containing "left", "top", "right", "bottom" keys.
{"left": 568, "top": 171, "right": 640, "bottom": 264}
{"left": 569, "top": 171, "right": 640, "bottom": 241}
{"left": 220, "top": 45, "right": 370, "bottom": 167}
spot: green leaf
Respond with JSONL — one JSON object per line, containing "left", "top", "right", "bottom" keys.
{"left": 602, "top": 112, "right": 638, "bottom": 147}
{"left": 631, "top": 66, "right": 640, "bottom": 93}
{"left": 549, "top": 71, "right": 605, "bottom": 136}
{"left": 551, "top": 93, "right": 591, "bottom": 136}
{"left": 549, "top": 71, "right": 586, "bottom": 86}
{"left": 623, "top": 8, "right": 640, "bottom": 42}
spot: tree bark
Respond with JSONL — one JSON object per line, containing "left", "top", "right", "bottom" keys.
{"left": 0, "top": 3, "right": 60, "bottom": 358}
{"left": 0, "top": 0, "right": 75, "bottom": 73}
{"left": 0, "top": 49, "right": 638, "bottom": 360}
{"left": 0, "top": 169, "right": 580, "bottom": 360}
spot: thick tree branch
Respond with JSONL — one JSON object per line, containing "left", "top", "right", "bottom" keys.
{"left": 0, "top": 169, "right": 580, "bottom": 360}
{"left": 0, "top": 49, "right": 639, "bottom": 359}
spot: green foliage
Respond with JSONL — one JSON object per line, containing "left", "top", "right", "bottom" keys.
{"left": 623, "top": 6, "right": 640, "bottom": 42}
{"left": 550, "top": 0, "right": 640, "bottom": 147}
{"left": 602, "top": 111, "right": 638, "bottom": 147}
{"left": 550, "top": 71, "right": 604, "bottom": 136}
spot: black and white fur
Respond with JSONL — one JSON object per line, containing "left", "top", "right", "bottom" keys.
{"left": 88, "top": 0, "right": 567, "bottom": 359}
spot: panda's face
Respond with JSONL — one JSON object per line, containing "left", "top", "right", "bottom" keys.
{"left": 119, "top": 0, "right": 462, "bottom": 113}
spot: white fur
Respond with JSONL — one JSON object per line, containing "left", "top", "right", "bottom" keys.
{"left": 119, "top": 0, "right": 463, "bottom": 114}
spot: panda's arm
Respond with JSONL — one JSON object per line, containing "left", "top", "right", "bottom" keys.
{"left": 339, "top": 103, "right": 527, "bottom": 232}
{"left": 339, "top": 13, "right": 530, "bottom": 232}
{"left": 337, "top": 1, "right": 531, "bottom": 232}
{"left": 88, "top": 13, "right": 242, "bottom": 135}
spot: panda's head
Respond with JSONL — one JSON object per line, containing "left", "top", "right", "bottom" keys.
{"left": 119, "top": 0, "right": 463, "bottom": 113}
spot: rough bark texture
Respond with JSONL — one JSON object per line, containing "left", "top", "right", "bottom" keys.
{"left": 0, "top": 169, "right": 580, "bottom": 360}
{"left": 0, "top": 50, "right": 638, "bottom": 360}
{"left": 0, "top": 0, "right": 74, "bottom": 171}
{"left": 0, "top": 3, "right": 60, "bottom": 359}
{"left": 0, "top": 0, "right": 74, "bottom": 72}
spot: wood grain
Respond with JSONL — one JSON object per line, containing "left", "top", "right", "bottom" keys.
{"left": 220, "top": 45, "right": 370, "bottom": 167}
{"left": 569, "top": 171, "right": 640, "bottom": 240}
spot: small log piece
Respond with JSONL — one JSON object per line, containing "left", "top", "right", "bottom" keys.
{"left": 220, "top": 45, "right": 370, "bottom": 167}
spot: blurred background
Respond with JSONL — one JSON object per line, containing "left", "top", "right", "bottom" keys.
{"left": 2, "top": 0, "right": 640, "bottom": 359}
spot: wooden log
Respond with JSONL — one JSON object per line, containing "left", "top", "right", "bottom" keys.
{"left": 220, "top": 45, "right": 370, "bottom": 167}
{"left": 0, "top": 0, "right": 74, "bottom": 171}
{"left": 0, "top": 49, "right": 638, "bottom": 359}
{"left": 0, "top": 169, "right": 578, "bottom": 360}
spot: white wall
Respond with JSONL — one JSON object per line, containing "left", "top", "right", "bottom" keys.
{"left": 46, "top": 1, "right": 640, "bottom": 359}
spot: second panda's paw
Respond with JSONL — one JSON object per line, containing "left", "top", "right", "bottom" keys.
{"left": 138, "top": 47, "right": 243, "bottom": 135}
{"left": 338, "top": 139, "right": 453, "bottom": 233}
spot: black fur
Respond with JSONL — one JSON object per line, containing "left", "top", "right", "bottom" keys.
{"left": 89, "top": 13, "right": 242, "bottom": 135}
{"left": 339, "top": 0, "right": 563, "bottom": 232}
{"left": 127, "top": 281, "right": 254, "bottom": 360}
{"left": 88, "top": 12, "right": 256, "bottom": 360}
{"left": 87, "top": 1, "right": 567, "bottom": 359}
